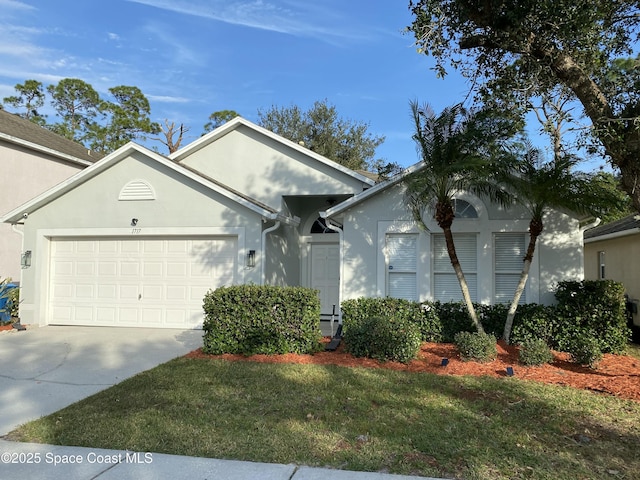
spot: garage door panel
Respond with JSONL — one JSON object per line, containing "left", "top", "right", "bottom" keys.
{"left": 49, "top": 236, "right": 237, "bottom": 328}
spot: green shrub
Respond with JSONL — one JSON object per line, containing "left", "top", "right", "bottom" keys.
{"left": 554, "top": 280, "right": 630, "bottom": 354}
{"left": 202, "top": 285, "right": 322, "bottom": 355}
{"left": 566, "top": 333, "right": 603, "bottom": 369}
{"left": 454, "top": 331, "right": 497, "bottom": 363}
{"left": 434, "top": 302, "right": 476, "bottom": 342}
{"left": 510, "top": 304, "right": 557, "bottom": 346}
{"left": 341, "top": 297, "right": 442, "bottom": 342}
{"left": 344, "top": 316, "right": 422, "bottom": 364}
{"left": 518, "top": 338, "right": 554, "bottom": 366}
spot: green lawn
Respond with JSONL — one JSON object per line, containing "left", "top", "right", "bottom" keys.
{"left": 8, "top": 356, "right": 640, "bottom": 480}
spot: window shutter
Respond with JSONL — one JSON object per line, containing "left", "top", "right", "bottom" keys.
{"left": 386, "top": 235, "right": 417, "bottom": 300}
{"left": 433, "top": 233, "right": 477, "bottom": 302}
{"left": 494, "top": 234, "right": 526, "bottom": 304}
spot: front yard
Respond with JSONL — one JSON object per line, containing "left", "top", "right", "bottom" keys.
{"left": 7, "top": 342, "right": 640, "bottom": 480}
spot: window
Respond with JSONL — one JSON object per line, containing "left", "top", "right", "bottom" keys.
{"left": 433, "top": 233, "right": 477, "bottom": 302}
{"left": 386, "top": 234, "right": 417, "bottom": 300}
{"left": 453, "top": 199, "right": 478, "bottom": 218}
{"left": 598, "top": 251, "right": 606, "bottom": 279}
{"left": 310, "top": 217, "right": 337, "bottom": 234}
{"left": 494, "top": 233, "right": 527, "bottom": 304}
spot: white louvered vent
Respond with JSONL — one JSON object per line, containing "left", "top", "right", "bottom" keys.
{"left": 119, "top": 180, "right": 156, "bottom": 201}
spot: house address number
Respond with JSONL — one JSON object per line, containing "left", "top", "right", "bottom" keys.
{"left": 131, "top": 228, "right": 142, "bottom": 234}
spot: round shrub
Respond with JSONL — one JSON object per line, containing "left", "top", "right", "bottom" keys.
{"left": 454, "top": 331, "right": 497, "bottom": 363}
{"left": 518, "top": 338, "right": 554, "bottom": 366}
{"left": 566, "top": 333, "right": 603, "bottom": 369}
{"left": 344, "top": 316, "right": 422, "bottom": 364}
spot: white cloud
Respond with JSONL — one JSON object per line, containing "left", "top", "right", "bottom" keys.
{"left": 125, "top": 0, "right": 364, "bottom": 43}
{"left": 0, "top": 0, "right": 35, "bottom": 11}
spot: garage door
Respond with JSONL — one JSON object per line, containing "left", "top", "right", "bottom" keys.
{"left": 49, "top": 236, "right": 237, "bottom": 328}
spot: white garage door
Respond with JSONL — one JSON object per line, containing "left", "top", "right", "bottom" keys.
{"left": 49, "top": 236, "right": 237, "bottom": 328}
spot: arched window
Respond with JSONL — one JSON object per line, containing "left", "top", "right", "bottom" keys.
{"left": 453, "top": 199, "right": 478, "bottom": 218}
{"left": 310, "top": 217, "right": 337, "bottom": 234}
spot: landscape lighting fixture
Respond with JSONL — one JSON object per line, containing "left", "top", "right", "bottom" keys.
{"left": 506, "top": 366, "right": 514, "bottom": 377}
{"left": 441, "top": 358, "right": 449, "bottom": 367}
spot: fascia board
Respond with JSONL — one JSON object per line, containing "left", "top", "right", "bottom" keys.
{"left": 0, "top": 131, "right": 94, "bottom": 168}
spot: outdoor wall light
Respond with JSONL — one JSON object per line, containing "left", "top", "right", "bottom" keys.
{"left": 131, "top": 218, "right": 139, "bottom": 226}
{"left": 247, "top": 250, "right": 256, "bottom": 268}
{"left": 21, "top": 250, "right": 32, "bottom": 269}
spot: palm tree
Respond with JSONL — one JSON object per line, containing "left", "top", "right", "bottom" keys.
{"left": 500, "top": 145, "right": 619, "bottom": 344}
{"left": 404, "top": 101, "right": 515, "bottom": 333}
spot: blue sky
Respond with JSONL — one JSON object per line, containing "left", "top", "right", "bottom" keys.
{"left": 0, "top": 0, "right": 602, "bottom": 170}
{"left": 0, "top": 0, "right": 476, "bottom": 167}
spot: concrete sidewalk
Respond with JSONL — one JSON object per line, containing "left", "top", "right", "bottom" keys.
{"left": 0, "top": 326, "right": 443, "bottom": 480}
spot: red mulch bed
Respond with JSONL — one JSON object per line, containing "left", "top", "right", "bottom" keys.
{"left": 186, "top": 339, "right": 640, "bottom": 402}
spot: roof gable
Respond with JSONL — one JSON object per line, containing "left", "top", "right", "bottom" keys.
{"left": 1, "top": 142, "right": 295, "bottom": 225}
{"left": 0, "top": 109, "right": 102, "bottom": 165}
{"left": 170, "top": 116, "right": 376, "bottom": 187}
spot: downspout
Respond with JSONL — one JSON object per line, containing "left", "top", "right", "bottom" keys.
{"left": 261, "top": 221, "right": 281, "bottom": 286}
{"left": 322, "top": 217, "right": 343, "bottom": 324}
{"left": 580, "top": 217, "right": 601, "bottom": 233}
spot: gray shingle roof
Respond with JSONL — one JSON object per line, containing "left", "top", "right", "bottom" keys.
{"left": 584, "top": 214, "right": 640, "bottom": 239}
{"left": 0, "top": 109, "right": 102, "bottom": 163}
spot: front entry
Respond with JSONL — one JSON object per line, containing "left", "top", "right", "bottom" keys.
{"left": 310, "top": 243, "right": 340, "bottom": 317}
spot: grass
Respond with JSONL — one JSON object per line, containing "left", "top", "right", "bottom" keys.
{"left": 8, "top": 355, "right": 640, "bottom": 480}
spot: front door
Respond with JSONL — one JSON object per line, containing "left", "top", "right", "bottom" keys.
{"left": 310, "top": 243, "right": 340, "bottom": 317}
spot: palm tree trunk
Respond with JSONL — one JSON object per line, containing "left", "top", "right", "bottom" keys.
{"left": 503, "top": 220, "right": 542, "bottom": 344}
{"left": 443, "top": 226, "right": 484, "bottom": 334}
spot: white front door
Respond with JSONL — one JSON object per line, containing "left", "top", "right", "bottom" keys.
{"left": 310, "top": 243, "right": 340, "bottom": 317}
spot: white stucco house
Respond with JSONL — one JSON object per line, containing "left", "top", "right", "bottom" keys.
{"left": 0, "top": 109, "right": 100, "bottom": 282}
{"left": 1, "top": 117, "right": 586, "bottom": 329}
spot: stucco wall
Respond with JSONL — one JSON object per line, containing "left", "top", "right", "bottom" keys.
{"left": 0, "top": 141, "right": 85, "bottom": 281}
{"left": 585, "top": 233, "right": 640, "bottom": 325}
{"left": 180, "top": 125, "right": 369, "bottom": 208}
{"left": 338, "top": 184, "right": 582, "bottom": 306}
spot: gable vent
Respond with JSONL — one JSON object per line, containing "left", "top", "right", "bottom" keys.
{"left": 119, "top": 180, "right": 156, "bottom": 201}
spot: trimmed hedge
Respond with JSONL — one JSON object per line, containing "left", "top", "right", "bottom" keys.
{"left": 553, "top": 280, "right": 630, "bottom": 354}
{"left": 342, "top": 297, "right": 442, "bottom": 342}
{"left": 341, "top": 280, "right": 631, "bottom": 359}
{"left": 344, "top": 316, "right": 422, "bottom": 363}
{"left": 202, "top": 285, "right": 322, "bottom": 355}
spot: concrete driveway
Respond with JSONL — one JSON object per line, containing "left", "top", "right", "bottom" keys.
{"left": 0, "top": 325, "right": 202, "bottom": 436}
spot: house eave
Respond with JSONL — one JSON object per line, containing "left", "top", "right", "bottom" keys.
{"left": 584, "top": 228, "right": 640, "bottom": 243}
{"left": 0, "top": 131, "right": 95, "bottom": 168}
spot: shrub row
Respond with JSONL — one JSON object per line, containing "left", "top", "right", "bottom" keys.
{"left": 343, "top": 316, "right": 422, "bottom": 364}
{"left": 342, "top": 280, "right": 631, "bottom": 358}
{"left": 202, "top": 285, "right": 322, "bottom": 355}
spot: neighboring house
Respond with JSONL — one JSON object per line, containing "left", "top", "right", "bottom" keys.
{"left": 1, "top": 117, "right": 586, "bottom": 328}
{"left": 584, "top": 214, "right": 640, "bottom": 328}
{"left": 0, "top": 109, "right": 101, "bottom": 282}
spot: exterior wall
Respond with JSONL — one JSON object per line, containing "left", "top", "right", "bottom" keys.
{"left": 339, "top": 184, "right": 582, "bottom": 306}
{"left": 17, "top": 152, "right": 264, "bottom": 325}
{"left": 264, "top": 223, "right": 300, "bottom": 287}
{"left": 585, "top": 233, "right": 640, "bottom": 326}
{"left": 180, "top": 125, "right": 369, "bottom": 208}
{"left": 0, "top": 140, "right": 85, "bottom": 281}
